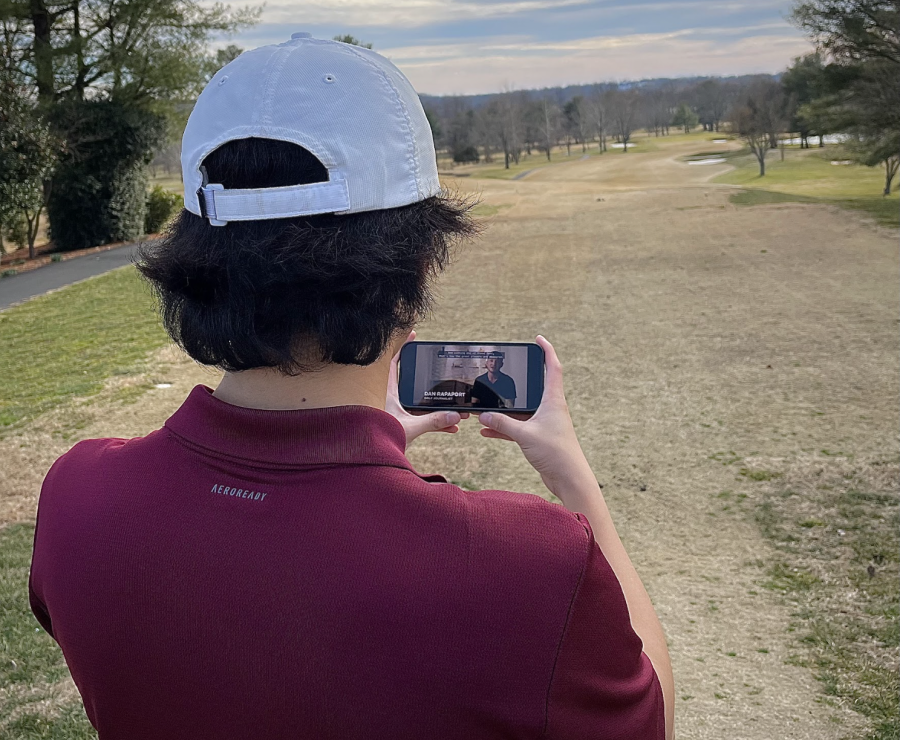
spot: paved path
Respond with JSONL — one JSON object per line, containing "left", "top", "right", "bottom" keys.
{"left": 0, "top": 242, "right": 142, "bottom": 311}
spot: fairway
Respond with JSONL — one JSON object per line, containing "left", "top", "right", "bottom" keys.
{"left": 0, "top": 133, "right": 897, "bottom": 738}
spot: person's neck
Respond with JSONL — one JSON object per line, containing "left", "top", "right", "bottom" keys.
{"left": 212, "top": 363, "right": 390, "bottom": 411}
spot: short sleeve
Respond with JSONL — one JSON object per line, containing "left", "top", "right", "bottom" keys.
{"left": 545, "top": 514, "right": 664, "bottom": 740}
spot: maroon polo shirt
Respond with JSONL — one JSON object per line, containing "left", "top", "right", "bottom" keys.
{"left": 30, "top": 385, "right": 663, "bottom": 739}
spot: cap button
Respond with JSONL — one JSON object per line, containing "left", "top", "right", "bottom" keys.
{"left": 291, "top": 32, "right": 313, "bottom": 40}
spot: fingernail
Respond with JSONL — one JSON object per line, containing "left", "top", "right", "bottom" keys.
{"left": 444, "top": 412, "right": 459, "bottom": 424}
{"left": 480, "top": 412, "right": 493, "bottom": 425}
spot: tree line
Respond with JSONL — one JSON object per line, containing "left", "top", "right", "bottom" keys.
{"left": 423, "top": 76, "right": 743, "bottom": 167}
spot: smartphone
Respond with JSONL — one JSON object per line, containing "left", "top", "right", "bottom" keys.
{"left": 398, "top": 341, "right": 544, "bottom": 414}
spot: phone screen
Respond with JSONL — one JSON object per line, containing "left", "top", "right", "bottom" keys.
{"left": 399, "top": 341, "right": 543, "bottom": 412}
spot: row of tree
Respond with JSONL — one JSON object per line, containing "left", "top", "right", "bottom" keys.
{"left": 425, "top": 77, "right": 740, "bottom": 167}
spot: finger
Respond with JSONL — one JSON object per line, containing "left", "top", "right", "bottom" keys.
{"left": 479, "top": 428, "right": 516, "bottom": 441}
{"left": 458, "top": 412, "right": 471, "bottom": 420}
{"left": 535, "top": 335, "right": 565, "bottom": 402}
{"left": 477, "top": 411, "right": 526, "bottom": 441}
{"left": 411, "top": 411, "right": 461, "bottom": 434}
{"left": 389, "top": 330, "right": 417, "bottom": 397}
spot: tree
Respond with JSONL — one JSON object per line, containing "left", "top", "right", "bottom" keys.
{"left": 3, "top": 0, "right": 258, "bottom": 106}
{"left": 0, "top": 84, "right": 57, "bottom": 257}
{"left": 731, "top": 80, "right": 787, "bottom": 176}
{"left": 782, "top": 53, "right": 830, "bottom": 147}
{"left": 792, "top": 0, "right": 900, "bottom": 194}
{"left": 562, "top": 96, "right": 590, "bottom": 153}
{"left": 695, "top": 79, "right": 730, "bottom": 131}
{"left": 607, "top": 88, "right": 640, "bottom": 152}
{"left": 643, "top": 88, "right": 667, "bottom": 137}
{"left": 587, "top": 89, "right": 608, "bottom": 152}
{"left": 481, "top": 89, "right": 523, "bottom": 169}
{"left": 792, "top": 0, "right": 900, "bottom": 65}
{"left": 333, "top": 35, "right": 373, "bottom": 49}
{"left": 537, "top": 97, "right": 560, "bottom": 161}
{"left": 0, "top": 0, "right": 258, "bottom": 251}
{"left": 671, "top": 102, "right": 699, "bottom": 133}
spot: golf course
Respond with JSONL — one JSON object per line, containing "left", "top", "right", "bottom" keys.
{"left": 1, "top": 131, "right": 897, "bottom": 739}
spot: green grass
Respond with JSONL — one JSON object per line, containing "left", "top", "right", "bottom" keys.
{"left": 0, "top": 524, "right": 96, "bottom": 737}
{"left": 753, "top": 459, "right": 900, "bottom": 739}
{"left": 0, "top": 267, "right": 169, "bottom": 434}
{"left": 715, "top": 146, "right": 899, "bottom": 227}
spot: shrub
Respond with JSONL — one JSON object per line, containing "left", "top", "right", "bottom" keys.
{"left": 50, "top": 254, "right": 62, "bottom": 262}
{"left": 1, "top": 268, "right": 18, "bottom": 277}
{"left": 144, "top": 186, "right": 181, "bottom": 234}
{"left": 2, "top": 212, "right": 29, "bottom": 251}
{"left": 47, "top": 100, "right": 166, "bottom": 252}
{"left": 452, "top": 145, "right": 480, "bottom": 164}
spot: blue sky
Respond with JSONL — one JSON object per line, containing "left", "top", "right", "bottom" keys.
{"left": 223, "top": 0, "right": 815, "bottom": 95}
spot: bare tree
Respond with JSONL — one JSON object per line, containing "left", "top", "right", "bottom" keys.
{"left": 731, "top": 80, "right": 787, "bottom": 175}
{"left": 695, "top": 79, "right": 730, "bottom": 131}
{"left": 587, "top": 89, "right": 608, "bottom": 152}
{"left": 644, "top": 88, "right": 672, "bottom": 136}
{"left": 607, "top": 88, "right": 641, "bottom": 152}
{"left": 537, "top": 97, "right": 561, "bottom": 161}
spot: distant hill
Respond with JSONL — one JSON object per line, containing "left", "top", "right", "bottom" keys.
{"left": 419, "top": 74, "right": 778, "bottom": 108}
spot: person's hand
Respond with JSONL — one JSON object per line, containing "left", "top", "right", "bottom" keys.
{"left": 477, "top": 335, "right": 593, "bottom": 502}
{"left": 387, "top": 330, "right": 470, "bottom": 448}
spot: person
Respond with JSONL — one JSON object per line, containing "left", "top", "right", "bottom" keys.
{"left": 471, "top": 352, "right": 517, "bottom": 408}
{"left": 29, "top": 33, "right": 674, "bottom": 740}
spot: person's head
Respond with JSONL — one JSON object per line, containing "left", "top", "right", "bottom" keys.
{"left": 485, "top": 356, "right": 504, "bottom": 373}
{"left": 137, "top": 35, "right": 478, "bottom": 376}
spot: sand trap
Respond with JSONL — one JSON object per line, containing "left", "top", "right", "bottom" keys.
{"left": 831, "top": 160, "right": 854, "bottom": 166}
{"left": 610, "top": 142, "right": 637, "bottom": 149}
{"left": 783, "top": 134, "right": 848, "bottom": 145}
{"left": 712, "top": 138, "right": 727, "bottom": 143}
{"left": 687, "top": 157, "right": 726, "bottom": 165}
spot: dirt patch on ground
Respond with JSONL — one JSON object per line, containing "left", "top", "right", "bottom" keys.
{"left": 1, "top": 140, "right": 896, "bottom": 738}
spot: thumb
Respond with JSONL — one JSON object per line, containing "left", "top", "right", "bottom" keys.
{"left": 407, "top": 411, "right": 460, "bottom": 440}
{"left": 478, "top": 412, "right": 527, "bottom": 441}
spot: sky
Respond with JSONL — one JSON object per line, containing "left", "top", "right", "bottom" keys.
{"left": 222, "top": 0, "right": 816, "bottom": 96}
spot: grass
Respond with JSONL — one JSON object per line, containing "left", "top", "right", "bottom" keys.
{"left": 0, "top": 267, "right": 169, "bottom": 434}
{"left": 751, "top": 455, "right": 899, "bottom": 739}
{"left": 0, "top": 524, "right": 96, "bottom": 738}
{"left": 715, "top": 146, "right": 899, "bottom": 227}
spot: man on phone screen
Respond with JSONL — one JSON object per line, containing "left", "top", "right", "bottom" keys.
{"left": 472, "top": 352, "right": 516, "bottom": 408}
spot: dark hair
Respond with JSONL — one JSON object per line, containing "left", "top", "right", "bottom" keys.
{"left": 137, "top": 138, "right": 477, "bottom": 374}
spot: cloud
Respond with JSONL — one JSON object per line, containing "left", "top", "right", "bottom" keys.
{"left": 220, "top": 1, "right": 814, "bottom": 95}
{"left": 385, "top": 30, "right": 815, "bottom": 94}
{"left": 257, "top": 0, "right": 591, "bottom": 28}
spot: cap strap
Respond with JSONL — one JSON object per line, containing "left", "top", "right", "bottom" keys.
{"left": 198, "top": 175, "right": 350, "bottom": 225}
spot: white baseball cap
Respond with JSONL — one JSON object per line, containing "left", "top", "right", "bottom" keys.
{"left": 181, "top": 32, "right": 441, "bottom": 226}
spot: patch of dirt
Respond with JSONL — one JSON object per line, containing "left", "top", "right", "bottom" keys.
{"left": 0, "top": 674, "right": 81, "bottom": 728}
